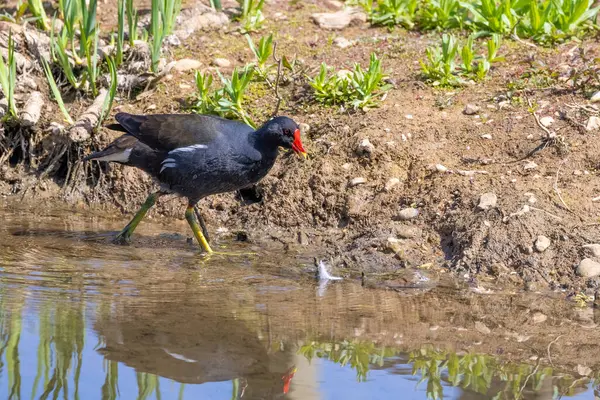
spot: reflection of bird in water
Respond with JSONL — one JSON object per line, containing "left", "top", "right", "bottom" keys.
{"left": 93, "top": 295, "right": 297, "bottom": 399}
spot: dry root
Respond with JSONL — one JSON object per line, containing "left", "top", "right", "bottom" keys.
{"left": 19, "top": 91, "right": 43, "bottom": 127}
{"left": 69, "top": 89, "right": 107, "bottom": 143}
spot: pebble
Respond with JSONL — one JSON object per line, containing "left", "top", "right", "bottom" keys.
{"left": 532, "top": 312, "right": 547, "bottom": 324}
{"left": 480, "top": 134, "right": 492, "bottom": 140}
{"left": 398, "top": 207, "right": 419, "bottom": 220}
{"left": 475, "top": 321, "right": 491, "bottom": 335}
{"left": 325, "top": 0, "right": 344, "bottom": 9}
{"left": 173, "top": 58, "right": 202, "bottom": 72}
{"left": 577, "top": 365, "right": 592, "bottom": 377}
{"left": 178, "top": 83, "right": 192, "bottom": 90}
{"left": 212, "top": 57, "right": 231, "bottom": 68}
{"left": 463, "top": 104, "right": 480, "bottom": 115}
{"left": 583, "top": 244, "right": 600, "bottom": 258}
{"left": 523, "top": 161, "right": 538, "bottom": 170}
{"left": 299, "top": 123, "right": 310, "bottom": 136}
{"left": 539, "top": 116, "right": 554, "bottom": 127}
{"left": 585, "top": 116, "right": 600, "bottom": 131}
{"left": 577, "top": 258, "right": 600, "bottom": 278}
{"left": 349, "top": 177, "right": 366, "bottom": 187}
{"left": 333, "top": 37, "right": 352, "bottom": 49}
{"left": 164, "top": 34, "right": 181, "bottom": 46}
{"left": 311, "top": 8, "right": 367, "bottom": 30}
{"left": 435, "top": 164, "right": 449, "bottom": 173}
{"left": 590, "top": 91, "right": 600, "bottom": 103}
{"left": 477, "top": 192, "right": 497, "bottom": 210}
{"left": 384, "top": 178, "right": 400, "bottom": 192}
{"left": 386, "top": 237, "right": 402, "bottom": 254}
{"left": 356, "top": 138, "right": 374, "bottom": 156}
{"left": 394, "top": 224, "right": 420, "bottom": 239}
{"left": 535, "top": 235, "right": 551, "bottom": 252}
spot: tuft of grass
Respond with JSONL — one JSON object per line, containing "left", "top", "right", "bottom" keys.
{"left": 418, "top": 0, "right": 464, "bottom": 30}
{"left": 41, "top": 57, "right": 73, "bottom": 124}
{"left": 245, "top": 33, "right": 273, "bottom": 76}
{"left": 115, "top": 0, "right": 125, "bottom": 67}
{"left": 150, "top": 0, "right": 165, "bottom": 73}
{"left": 191, "top": 67, "right": 256, "bottom": 127}
{"left": 370, "top": 0, "right": 418, "bottom": 29}
{"left": 309, "top": 53, "right": 392, "bottom": 111}
{"left": 0, "top": 30, "right": 18, "bottom": 118}
{"left": 420, "top": 33, "right": 504, "bottom": 86}
{"left": 126, "top": 0, "right": 140, "bottom": 45}
{"left": 210, "top": 0, "right": 222, "bottom": 11}
{"left": 27, "top": 0, "right": 50, "bottom": 30}
{"left": 98, "top": 56, "right": 118, "bottom": 128}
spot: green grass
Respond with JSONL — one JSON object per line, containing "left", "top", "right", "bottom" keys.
{"left": 237, "top": 0, "right": 265, "bottom": 32}
{"left": 27, "top": 0, "right": 50, "bottom": 30}
{"left": 41, "top": 57, "right": 74, "bottom": 124}
{"left": 0, "top": 30, "right": 18, "bottom": 118}
{"left": 309, "top": 53, "right": 392, "bottom": 111}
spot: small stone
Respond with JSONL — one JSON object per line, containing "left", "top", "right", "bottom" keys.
{"left": 535, "top": 235, "right": 551, "bottom": 252}
{"left": 386, "top": 237, "right": 402, "bottom": 254}
{"left": 463, "top": 104, "right": 480, "bottom": 115}
{"left": 333, "top": 37, "right": 352, "bottom": 49}
{"left": 212, "top": 57, "right": 231, "bottom": 68}
{"left": 178, "top": 83, "right": 192, "bottom": 90}
{"left": 532, "top": 312, "right": 547, "bottom": 324}
{"left": 582, "top": 244, "right": 600, "bottom": 258}
{"left": 477, "top": 192, "right": 497, "bottom": 210}
{"left": 173, "top": 58, "right": 202, "bottom": 72}
{"left": 384, "top": 178, "right": 400, "bottom": 192}
{"left": 405, "top": 114, "right": 413, "bottom": 119}
{"left": 480, "top": 134, "right": 492, "bottom": 140}
{"left": 590, "top": 91, "right": 600, "bottom": 103}
{"left": 521, "top": 245, "right": 534, "bottom": 255}
{"left": 523, "top": 161, "right": 538, "bottom": 170}
{"left": 394, "top": 225, "right": 421, "bottom": 239}
{"left": 398, "top": 208, "right": 419, "bottom": 220}
{"left": 475, "top": 321, "right": 491, "bottom": 334}
{"left": 164, "top": 34, "right": 181, "bottom": 46}
{"left": 585, "top": 116, "right": 600, "bottom": 131}
{"left": 539, "top": 116, "right": 554, "bottom": 127}
{"left": 577, "top": 258, "right": 600, "bottom": 278}
{"left": 435, "top": 164, "right": 449, "bottom": 173}
{"left": 577, "top": 365, "right": 592, "bottom": 377}
{"left": 297, "top": 230, "right": 309, "bottom": 246}
{"left": 311, "top": 8, "right": 367, "bottom": 30}
{"left": 349, "top": 177, "right": 366, "bottom": 187}
{"left": 356, "top": 138, "right": 374, "bottom": 156}
{"left": 299, "top": 123, "right": 310, "bottom": 136}
{"left": 325, "top": 0, "right": 344, "bottom": 9}
{"left": 273, "top": 12, "right": 287, "bottom": 21}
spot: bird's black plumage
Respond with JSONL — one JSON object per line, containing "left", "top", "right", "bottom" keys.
{"left": 85, "top": 112, "right": 306, "bottom": 252}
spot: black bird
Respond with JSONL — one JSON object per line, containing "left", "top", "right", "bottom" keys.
{"left": 85, "top": 113, "right": 307, "bottom": 253}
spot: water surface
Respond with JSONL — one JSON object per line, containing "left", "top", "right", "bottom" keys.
{"left": 0, "top": 208, "right": 599, "bottom": 399}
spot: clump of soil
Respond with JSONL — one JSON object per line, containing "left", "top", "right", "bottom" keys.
{"left": 1, "top": 0, "right": 599, "bottom": 293}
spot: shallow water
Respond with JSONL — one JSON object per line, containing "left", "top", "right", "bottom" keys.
{"left": 0, "top": 208, "right": 598, "bottom": 399}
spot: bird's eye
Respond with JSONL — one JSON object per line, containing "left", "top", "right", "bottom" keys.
{"left": 284, "top": 128, "right": 292, "bottom": 136}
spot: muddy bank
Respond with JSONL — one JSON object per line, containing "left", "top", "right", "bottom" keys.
{"left": 1, "top": 0, "right": 599, "bottom": 293}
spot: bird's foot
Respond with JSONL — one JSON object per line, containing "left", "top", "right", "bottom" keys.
{"left": 113, "top": 228, "right": 133, "bottom": 245}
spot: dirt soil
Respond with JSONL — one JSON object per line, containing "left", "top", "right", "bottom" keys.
{"left": 0, "top": 0, "right": 599, "bottom": 294}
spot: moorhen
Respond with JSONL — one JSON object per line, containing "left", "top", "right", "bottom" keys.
{"left": 85, "top": 112, "right": 307, "bottom": 253}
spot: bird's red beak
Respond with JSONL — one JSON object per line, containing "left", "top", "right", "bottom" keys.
{"left": 291, "top": 128, "right": 307, "bottom": 159}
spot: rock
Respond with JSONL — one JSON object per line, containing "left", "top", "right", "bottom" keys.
{"left": 463, "top": 104, "right": 480, "bottom": 115}
{"left": 212, "top": 57, "right": 231, "bottom": 68}
{"left": 480, "top": 134, "right": 492, "bottom": 139}
{"left": 585, "top": 116, "right": 600, "bottom": 131}
{"left": 299, "top": 123, "right": 310, "bottom": 136}
{"left": 539, "top": 116, "right": 554, "bottom": 127}
{"left": 534, "top": 235, "right": 551, "bottom": 252}
{"left": 173, "top": 58, "right": 202, "bottom": 72}
{"left": 398, "top": 208, "right": 419, "bottom": 220}
{"left": 325, "top": 0, "right": 344, "bottom": 9}
{"left": 356, "top": 138, "right": 374, "bottom": 156}
{"left": 435, "top": 164, "right": 449, "bottom": 173}
{"left": 386, "top": 237, "right": 402, "bottom": 254}
{"left": 297, "top": 230, "right": 309, "bottom": 246}
{"left": 577, "top": 365, "right": 592, "bottom": 377}
{"left": 523, "top": 161, "right": 538, "bottom": 170}
{"left": 475, "top": 321, "right": 491, "bottom": 335}
{"left": 384, "top": 178, "right": 400, "bottom": 192}
{"left": 532, "top": 312, "right": 547, "bottom": 324}
{"left": 393, "top": 224, "right": 420, "bottom": 239}
{"left": 173, "top": 5, "right": 229, "bottom": 41}
{"left": 477, "top": 192, "right": 497, "bottom": 210}
{"left": 311, "top": 8, "right": 367, "bottom": 30}
{"left": 333, "top": 37, "right": 352, "bottom": 48}
{"left": 349, "top": 177, "right": 366, "bottom": 187}
{"left": 577, "top": 258, "right": 600, "bottom": 278}
{"left": 590, "top": 91, "right": 600, "bottom": 103}
{"left": 582, "top": 244, "right": 600, "bottom": 258}
{"left": 164, "top": 34, "right": 181, "bottom": 46}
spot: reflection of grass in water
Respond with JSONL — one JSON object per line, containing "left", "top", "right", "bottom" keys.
{"left": 298, "top": 340, "right": 398, "bottom": 382}
{"left": 101, "top": 360, "right": 119, "bottom": 400}
{"left": 137, "top": 372, "right": 161, "bottom": 400}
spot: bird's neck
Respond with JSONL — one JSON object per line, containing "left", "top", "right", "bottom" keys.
{"left": 249, "top": 129, "right": 279, "bottom": 160}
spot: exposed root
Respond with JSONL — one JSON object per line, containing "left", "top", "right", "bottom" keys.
{"left": 19, "top": 91, "right": 44, "bottom": 127}
{"left": 69, "top": 89, "right": 108, "bottom": 143}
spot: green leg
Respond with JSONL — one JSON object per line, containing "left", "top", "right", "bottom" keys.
{"left": 113, "top": 191, "right": 162, "bottom": 245}
{"left": 185, "top": 204, "right": 213, "bottom": 253}
{"left": 194, "top": 207, "right": 211, "bottom": 243}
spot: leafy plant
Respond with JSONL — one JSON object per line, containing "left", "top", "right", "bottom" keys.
{"left": 41, "top": 57, "right": 73, "bottom": 124}
{"left": 461, "top": 0, "right": 524, "bottom": 35}
{"left": 246, "top": 33, "right": 273, "bottom": 76}
{"left": 160, "top": 0, "right": 182, "bottom": 36}
{"left": 370, "top": 0, "right": 418, "bottom": 28}
{"left": 27, "top": 0, "right": 50, "bottom": 30}
{"left": 0, "top": 31, "right": 18, "bottom": 118}
{"left": 115, "top": 0, "right": 125, "bottom": 67}
{"left": 126, "top": 0, "right": 140, "bottom": 45}
{"left": 191, "top": 67, "right": 256, "bottom": 127}
{"left": 150, "top": 0, "right": 165, "bottom": 72}
{"left": 310, "top": 53, "right": 392, "bottom": 111}
{"left": 237, "top": 0, "right": 266, "bottom": 32}
{"left": 418, "top": 0, "right": 464, "bottom": 30}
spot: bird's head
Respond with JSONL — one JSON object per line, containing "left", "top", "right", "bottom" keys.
{"left": 262, "top": 116, "right": 307, "bottom": 158}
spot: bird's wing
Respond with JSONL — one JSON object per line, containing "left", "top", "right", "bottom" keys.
{"left": 114, "top": 113, "right": 253, "bottom": 152}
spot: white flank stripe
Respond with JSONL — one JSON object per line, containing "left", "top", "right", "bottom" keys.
{"left": 161, "top": 158, "right": 176, "bottom": 164}
{"left": 160, "top": 162, "right": 177, "bottom": 173}
{"left": 94, "top": 148, "right": 132, "bottom": 162}
{"left": 169, "top": 144, "right": 208, "bottom": 154}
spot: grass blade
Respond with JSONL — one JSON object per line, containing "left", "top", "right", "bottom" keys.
{"left": 41, "top": 58, "right": 74, "bottom": 124}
